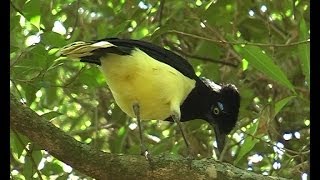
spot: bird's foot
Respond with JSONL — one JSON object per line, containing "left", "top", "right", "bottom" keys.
{"left": 141, "top": 146, "right": 155, "bottom": 169}
{"left": 141, "top": 149, "right": 151, "bottom": 160}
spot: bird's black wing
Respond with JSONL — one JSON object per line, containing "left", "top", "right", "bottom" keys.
{"left": 98, "top": 38, "right": 199, "bottom": 80}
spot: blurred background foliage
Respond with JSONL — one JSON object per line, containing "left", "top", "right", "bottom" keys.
{"left": 10, "top": 0, "right": 309, "bottom": 179}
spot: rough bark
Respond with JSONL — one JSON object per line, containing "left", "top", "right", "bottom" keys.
{"left": 10, "top": 93, "right": 289, "bottom": 180}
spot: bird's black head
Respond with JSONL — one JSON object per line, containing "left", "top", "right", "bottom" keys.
{"left": 200, "top": 78, "right": 240, "bottom": 153}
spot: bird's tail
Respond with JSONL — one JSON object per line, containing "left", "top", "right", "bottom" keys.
{"left": 58, "top": 40, "right": 131, "bottom": 65}
{"left": 59, "top": 41, "right": 115, "bottom": 59}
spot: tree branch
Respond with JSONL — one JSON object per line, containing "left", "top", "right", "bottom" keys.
{"left": 10, "top": 93, "right": 288, "bottom": 180}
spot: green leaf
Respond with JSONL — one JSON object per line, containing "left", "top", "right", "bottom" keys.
{"left": 117, "top": 126, "right": 126, "bottom": 136}
{"left": 42, "top": 162, "right": 64, "bottom": 176}
{"left": 41, "top": 32, "right": 65, "bottom": 48}
{"left": 194, "top": 41, "right": 222, "bottom": 81}
{"left": 10, "top": 15, "right": 20, "bottom": 31}
{"left": 40, "top": 111, "right": 63, "bottom": 121}
{"left": 150, "top": 26, "right": 171, "bottom": 40}
{"left": 298, "top": 18, "right": 310, "bottom": 87}
{"left": 110, "top": 105, "right": 127, "bottom": 123}
{"left": 29, "top": 146, "right": 43, "bottom": 165}
{"left": 20, "top": 82, "right": 41, "bottom": 105}
{"left": 10, "top": 132, "right": 30, "bottom": 158}
{"left": 11, "top": 44, "right": 47, "bottom": 80}
{"left": 10, "top": 45, "right": 19, "bottom": 53}
{"left": 20, "top": 83, "right": 39, "bottom": 105}
{"left": 234, "top": 45, "right": 295, "bottom": 93}
{"left": 275, "top": 96, "right": 296, "bottom": 115}
{"left": 23, "top": 157, "right": 34, "bottom": 179}
{"left": 23, "top": 44, "right": 48, "bottom": 70}
{"left": 43, "top": 87, "right": 58, "bottom": 107}
{"left": 115, "top": 126, "right": 128, "bottom": 153}
{"left": 109, "top": 124, "right": 128, "bottom": 153}
{"left": 234, "top": 121, "right": 259, "bottom": 165}
{"left": 30, "top": 143, "right": 43, "bottom": 151}
{"left": 78, "top": 67, "right": 106, "bottom": 87}
{"left": 132, "top": 27, "right": 150, "bottom": 39}
{"left": 23, "top": 0, "right": 41, "bottom": 29}
{"left": 23, "top": 149, "right": 42, "bottom": 179}
{"left": 242, "top": 59, "right": 249, "bottom": 71}
{"left": 30, "top": 16, "right": 41, "bottom": 30}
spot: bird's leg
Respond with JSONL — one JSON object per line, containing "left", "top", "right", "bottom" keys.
{"left": 172, "top": 113, "right": 190, "bottom": 149}
{"left": 132, "top": 103, "right": 150, "bottom": 160}
{"left": 171, "top": 112, "right": 193, "bottom": 168}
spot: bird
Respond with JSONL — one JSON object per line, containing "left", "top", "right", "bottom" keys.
{"left": 59, "top": 38, "right": 240, "bottom": 159}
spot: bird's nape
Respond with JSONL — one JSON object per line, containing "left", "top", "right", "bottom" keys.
{"left": 216, "top": 83, "right": 240, "bottom": 134}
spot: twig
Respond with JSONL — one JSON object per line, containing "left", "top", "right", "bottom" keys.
{"left": 184, "top": 53, "right": 237, "bottom": 67}
{"left": 10, "top": 79, "right": 26, "bottom": 105}
{"left": 69, "top": 0, "right": 80, "bottom": 38}
{"left": 158, "top": 0, "right": 165, "bottom": 27}
{"left": 166, "top": 42, "right": 238, "bottom": 67}
{"left": 127, "top": 4, "right": 153, "bottom": 35}
{"left": 58, "top": 65, "right": 86, "bottom": 88}
{"left": 201, "top": 21, "right": 243, "bottom": 63}
{"left": 10, "top": 51, "right": 25, "bottom": 68}
{"left": 166, "top": 30, "right": 310, "bottom": 47}
{"left": 10, "top": 0, "right": 26, "bottom": 17}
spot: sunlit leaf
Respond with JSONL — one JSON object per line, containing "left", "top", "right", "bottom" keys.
{"left": 23, "top": 0, "right": 41, "bottom": 29}
{"left": 234, "top": 45, "right": 295, "bottom": 93}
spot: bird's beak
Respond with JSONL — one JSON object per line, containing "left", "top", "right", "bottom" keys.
{"left": 206, "top": 114, "right": 227, "bottom": 157}
{"left": 213, "top": 125, "right": 226, "bottom": 155}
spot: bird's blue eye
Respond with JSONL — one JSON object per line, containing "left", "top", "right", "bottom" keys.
{"left": 217, "top": 102, "right": 224, "bottom": 111}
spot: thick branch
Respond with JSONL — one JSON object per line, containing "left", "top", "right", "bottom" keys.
{"left": 10, "top": 94, "right": 288, "bottom": 180}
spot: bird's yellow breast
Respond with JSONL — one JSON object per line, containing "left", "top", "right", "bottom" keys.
{"left": 100, "top": 49, "right": 196, "bottom": 120}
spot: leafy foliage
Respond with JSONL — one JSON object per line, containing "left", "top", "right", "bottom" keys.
{"left": 10, "top": 0, "right": 309, "bottom": 179}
